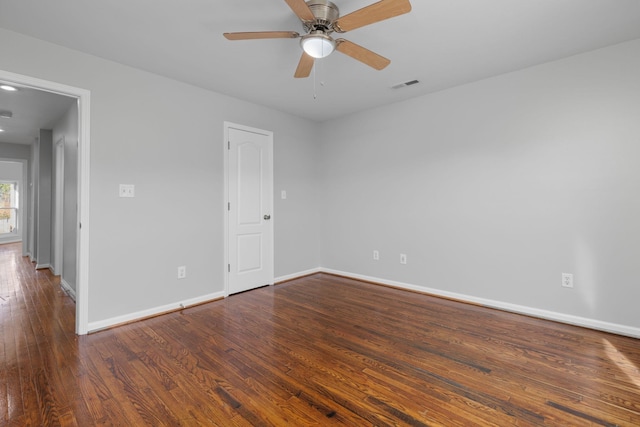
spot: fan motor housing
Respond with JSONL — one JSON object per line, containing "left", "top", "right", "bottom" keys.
{"left": 304, "top": 0, "right": 339, "bottom": 32}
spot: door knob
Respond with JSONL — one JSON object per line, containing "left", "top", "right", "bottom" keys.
{"left": 263, "top": 214, "right": 271, "bottom": 220}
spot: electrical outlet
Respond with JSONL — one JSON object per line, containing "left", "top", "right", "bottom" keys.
{"left": 373, "top": 250, "right": 379, "bottom": 260}
{"left": 400, "top": 254, "right": 407, "bottom": 265}
{"left": 562, "top": 273, "right": 573, "bottom": 288}
{"left": 177, "top": 266, "right": 186, "bottom": 279}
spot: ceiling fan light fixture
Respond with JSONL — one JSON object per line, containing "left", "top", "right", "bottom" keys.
{"left": 301, "top": 31, "right": 335, "bottom": 58}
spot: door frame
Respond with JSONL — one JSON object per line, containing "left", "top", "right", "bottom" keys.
{"left": 0, "top": 69, "right": 91, "bottom": 335}
{"left": 53, "top": 137, "right": 65, "bottom": 276}
{"left": 0, "top": 159, "right": 26, "bottom": 247}
{"left": 223, "top": 121, "right": 274, "bottom": 297}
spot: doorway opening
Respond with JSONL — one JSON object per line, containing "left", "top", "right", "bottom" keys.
{"left": 0, "top": 69, "right": 91, "bottom": 334}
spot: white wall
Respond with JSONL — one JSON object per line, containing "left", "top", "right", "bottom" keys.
{"left": 30, "top": 141, "right": 37, "bottom": 260}
{"left": 53, "top": 103, "right": 79, "bottom": 292}
{"left": 35, "top": 129, "right": 53, "bottom": 269}
{"left": 319, "top": 39, "right": 640, "bottom": 333}
{"left": 0, "top": 28, "right": 320, "bottom": 326}
{"left": 0, "top": 142, "right": 30, "bottom": 159}
{"left": 273, "top": 119, "right": 321, "bottom": 278}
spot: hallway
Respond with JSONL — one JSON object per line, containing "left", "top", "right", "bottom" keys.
{"left": 0, "top": 242, "right": 77, "bottom": 425}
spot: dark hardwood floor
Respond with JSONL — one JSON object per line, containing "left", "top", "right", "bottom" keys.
{"left": 1, "top": 242, "right": 640, "bottom": 426}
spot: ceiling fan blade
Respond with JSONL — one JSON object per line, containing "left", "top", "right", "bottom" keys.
{"left": 333, "top": 0, "right": 412, "bottom": 33}
{"left": 294, "top": 52, "right": 314, "bottom": 78}
{"left": 284, "top": 0, "right": 316, "bottom": 22}
{"left": 335, "top": 39, "right": 390, "bottom": 70}
{"left": 223, "top": 31, "right": 299, "bottom": 40}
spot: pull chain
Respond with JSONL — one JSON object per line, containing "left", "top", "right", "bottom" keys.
{"left": 313, "top": 58, "right": 325, "bottom": 100}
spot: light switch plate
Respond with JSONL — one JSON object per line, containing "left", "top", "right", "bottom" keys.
{"left": 119, "top": 184, "right": 135, "bottom": 198}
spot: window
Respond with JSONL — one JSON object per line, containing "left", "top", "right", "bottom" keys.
{"left": 0, "top": 182, "right": 18, "bottom": 235}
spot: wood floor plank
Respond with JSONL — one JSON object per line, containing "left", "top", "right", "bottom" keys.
{"left": 2, "top": 243, "right": 640, "bottom": 425}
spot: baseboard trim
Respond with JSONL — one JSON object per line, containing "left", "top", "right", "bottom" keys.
{"left": 35, "top": 263, "right": 51, "bottom": 270}
{"left": 275, "top": 267, "right": 322, "bottom": 284}
{"left": 87, "top": 291, "right": 225, "bottom": 333}
{"left": 0, "top": 237, "right": 22, "bottom": 245}
{"left": 84, "top": 267, "right": 640, "bottom": 339}
{"left": 60, "top": 278, "right": 76, "bottom": 301}
{"left": 321, "top": 268, "right": 640, "bottom": 339}
{"left": 88, "top": 268, "right": 321, "bottom": 333}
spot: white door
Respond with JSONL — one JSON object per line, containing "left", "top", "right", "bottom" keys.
{"left": 226, "top": 124, "right": 273, "bottom": 295}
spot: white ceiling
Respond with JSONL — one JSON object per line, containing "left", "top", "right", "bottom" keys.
{"left": 1, "top": 0, "right": 640, "bottom": 138}
{"left": 0, "top": 85, "right": 75, "bottom": 145}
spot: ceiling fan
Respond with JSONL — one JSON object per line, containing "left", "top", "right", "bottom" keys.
{"left": 223, "top": 0, "right": 412, "bottom": 78}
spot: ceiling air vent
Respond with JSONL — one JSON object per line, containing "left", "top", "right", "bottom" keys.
{"left": 391, "top": 79, "right": 419, "bottom": 89}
